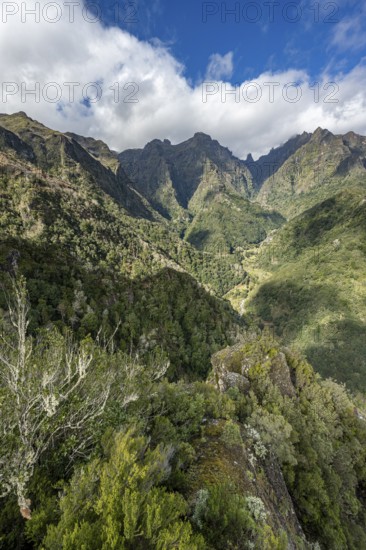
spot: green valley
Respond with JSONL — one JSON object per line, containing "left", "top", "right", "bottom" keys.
{"left": 0, "top": 112, "right": 366, "bottom": 550}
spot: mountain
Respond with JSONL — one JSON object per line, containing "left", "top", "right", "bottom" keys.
{"left": 253, "top": 127, "right": 366, "bottom": 218}
{"left": 2, "top": 112, "right": 366, "bottom": 388}
{"left": 0, "top": 123, "right": 36, "bottom": 162}
{"left": 1, "top": 113, "right": 366, "bottom": 550}
{"left": 0, "top": 112, "right": 154, "bottom": 219}
{"left": 233, "top": 128, "right": 366, "bottom": 392}
{"left": 245, "top": 131, "right": 312, "bottom": 187}
{"left": 2, "top": 112, "right": 366, "bottom": 389}
{"left": 119, "top": 132, "right": 255, "bottom": 216}
{"left": 65, "top": 131, "right": 120, "bottom": 171}
{"left": 119, "top": 133, "right": 284, "bottom": 253}
{"left": 0, "top": 112, "right": 250, "bottom": 378}
{"left": 236, "top": 187, "right": 366, "bottom": 391}
{"left": 184, "top": 192, "right": 284, "bottom": 252}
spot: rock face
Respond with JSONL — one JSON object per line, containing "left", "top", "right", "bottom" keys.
{"left": 0, "top": 112, "right": 154, "bottom": 219}
{"left": 0, "top": 125, "right": 36, "bottom": 162}
{"left": 269, "top": 351, "right": 297, "bottom": 398}
{"left": 245, "top": 131, "right": 312, "bottom": 187}
{"left": 217, "top": 370, "right": 250, "bottom": 393}
{"left": 206, "top": 338, "right": 307, "bottom": 547}
{"left": 118, "top": 133, "right": 255, "bottom": 219}
{"left": 188, "top": 418, "right": 306, "bottom": 549}
{"left": 263, "top": 454, "right": 305, "bottom": 547}
{"left": 254, "top": 127, "right": 366, "bottom": 218}
{"left": 211, "top": 343, "right": 252, "bottom": 392}
{"left": 210, "top": 339, "right": 296, "bottom": 398}
{"left": 119, "top": 127, "right": 366, "bottom": 222}
{"left": 65, "top": 132, "right": 120, "bottom": 172}
{"left": 119, "top": 133, "right": 284, "bottom": 254}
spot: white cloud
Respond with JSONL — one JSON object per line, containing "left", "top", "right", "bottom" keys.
{"left": 0, "top": 1, "right": 366, "bottom": 159}
{"left": 331, "top": 10, "right": 366, "bottom": 52}
{"left": 205, "top": 52, "right": 234, "bottom": 81}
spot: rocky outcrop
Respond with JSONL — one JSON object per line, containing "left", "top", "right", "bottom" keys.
{"left": 210, "top": 338, "right": 296, "bottom": 398}
{"left": 118, "top": 133, "right": 255, "bottom": 219}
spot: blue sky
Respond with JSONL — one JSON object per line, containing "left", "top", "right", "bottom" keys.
{"left": 1, "top": 0, "right": 365, "bottom": 157}
{"left": 94, "top": 0, "right": 363, "bottom": 83}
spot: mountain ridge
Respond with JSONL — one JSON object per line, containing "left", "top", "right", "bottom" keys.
{"left": 0, "top": 112, "right": 156, "bottom": 220}
{"left": 1, "top": 110, "right": 366, "bottom": 389}
{"left": 255, "top": 126, "right": 366, "bottom": 217}
{"left": 1, "top": 111, "right": 366, "bottom": 549}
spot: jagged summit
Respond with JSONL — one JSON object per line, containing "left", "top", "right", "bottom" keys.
{"left": 118, "top": 129, "right": 255, "bottom": 219}
{"left": 14, "top": 111, "right": 28, "bottom": 117}
{"left": 311, "top": 127, "right": 333, "bottom": 141}
{"left": 0, "top": 111, "right": 154, "bottom": 219}
{"left": 192, "top": 131, "right": 212, "bottom": 140}
{"left": 2, "top": 109, "right": 366, "bottom": 238}
{"left": 256, "top": 126, "right": 366, "bottom": 217}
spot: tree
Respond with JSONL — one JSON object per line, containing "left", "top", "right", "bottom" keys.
{"left": 42, "top": 429, "right": 204, "bottom": 549}
{"left": 0, "top": 277, "right": 149, "bottom": 518}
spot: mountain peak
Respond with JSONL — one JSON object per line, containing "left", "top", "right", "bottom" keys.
{"left": 119, "top": 130, "right": 254, "bottom": 218}
{"left": 192, "top": 132, "right": 212, "bottom": 141}
{"left": 15, "top": 111, "right": 28, "bottom": 118}
{"left": 146, "top": 138, "right": 163, "bottom": 146}
{"left": 344, "top": 130, "right": 357, "bottom": 138}
{"left": 0, "top": 111, "right": 56, "bottom": 135}
{"left": 0, "top": 111, "right": 33, "bottom": 123}
{"left": 144, "top": 138, "right": 173, "bottom": 150}
{"left": 312, "top": 127, "right": 332, "bottom": 138}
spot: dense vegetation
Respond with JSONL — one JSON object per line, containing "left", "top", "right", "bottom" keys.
{"left": 256, "top": 128, "right": 366, "bottom": 218}
{"left": 0, "top": 126, "right": 247, "bottom": 379}
{"left": 184, "top": 192, "right": 284, "bottom": 254}
{"left": 243, "top": 187, "right": 366, "bottom": 392}
{"left": 119, "top": 131, "right": 283, "bottom": 255}
{"left": 1, "top": 113, "right": 366, "bottom": 548}
{"left": 1, "top": 314, "right": 365, "bottom": 549}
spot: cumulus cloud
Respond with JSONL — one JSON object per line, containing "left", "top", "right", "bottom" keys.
{"left": 205, "top": 52, "right": 234, "bottom": 81}
{"left": 0, "top": 0, "right": 366, "bottom": 159}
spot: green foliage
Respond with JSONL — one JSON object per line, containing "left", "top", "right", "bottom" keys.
{"left": 192, "top": 482, "right": 255, "bottom": 549}
{"left": 42, "top": 430, "right": 204, "bottom": 550}
{"left": 0, "top": 124, "right": 247, "bottom": 380}
{"left": 0, "top": 114, "right": 366, "bottom": 550}
{"left": 185, "top": 192, "right": 284, "bottom": 254}
{"left": 245, "top": 187, "right": 366, "bottom": 392}
{"left": 192, "top": 482, "right": 286, "bottom": 550}
{"left": 1, "top": 335, "right": 366, "bottom": 549}
{"left": 256, "top": 128, "right": 366, "bottom": 219}
{"left": 0, "top": 239, "right": 241, "bottom": 380}
{"left": 220, "top": 420, "right": 243, "bottom": 448}
{"left": 248, "top": 410, "right": 297, "bottom": 466}
{"left": 0, "top": 496, "right": 28, "bottom": 549}
{"left": 245, "top": 496, "right": 267, "bottom": 522}
{"left": 236, "top": 338, "right": 366, "bottom": 549}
